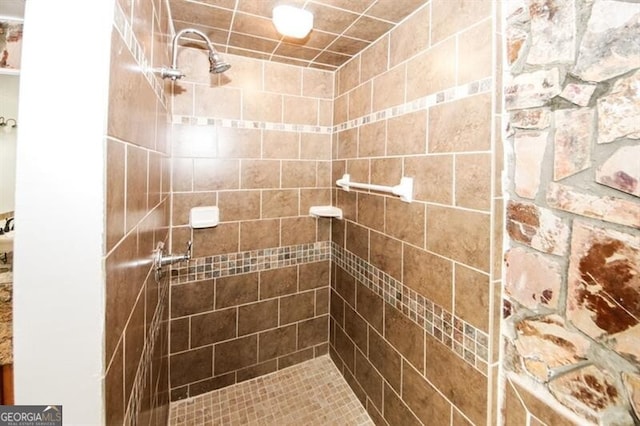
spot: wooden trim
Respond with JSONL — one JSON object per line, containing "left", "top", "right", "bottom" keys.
{"left": 1, "top": 364, "right": 13, "bottom": 405}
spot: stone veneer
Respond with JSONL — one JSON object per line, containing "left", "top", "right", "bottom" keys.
{"left": 503, "top": 0, "right": 640, "bottom": 424}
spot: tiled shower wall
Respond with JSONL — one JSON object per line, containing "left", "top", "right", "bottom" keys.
{"left": 329, "top": 1, "right": 503, "bottom": 424}
{"left": 168, "top": 51, "right": 334, "bottom": 400}
{"left": 104, "top": 0, "right": 172, "bottom": 424}
{"left": 502, "top": 0, "right": 639, "bottom": 424}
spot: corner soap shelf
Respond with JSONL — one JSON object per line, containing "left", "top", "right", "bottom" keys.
{"left": 309, "top": 206, "right": 343, "bottom": 219}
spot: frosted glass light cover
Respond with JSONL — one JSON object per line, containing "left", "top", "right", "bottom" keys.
{"left": 190, "top": 206, "right": 219, "bottom": 229}
{"left": 272, "top": 5, "right": 313, "bottom": 39}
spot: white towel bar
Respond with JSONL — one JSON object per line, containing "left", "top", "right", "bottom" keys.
{"left": 336, "top": 174, "right": 413, "bottom": 203}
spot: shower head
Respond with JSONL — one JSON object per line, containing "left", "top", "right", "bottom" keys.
{"left": 160, "top": 28, "right": 231, "bottom": 80}
{"left": 209, "top": 51, "right": 232, "bottom": 74}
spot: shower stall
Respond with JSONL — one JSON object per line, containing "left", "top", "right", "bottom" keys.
{"left": 12, "top": 0, "right": 640, "bottom": 425}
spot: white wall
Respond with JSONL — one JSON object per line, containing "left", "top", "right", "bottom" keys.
{"left": 13, "top": 1, "right": 114, "bottom": 424}
{"left": 0, "top": 75, "right": 19, "bottom": 214}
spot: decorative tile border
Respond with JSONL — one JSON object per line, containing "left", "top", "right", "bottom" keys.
{"left": 170, "top": 115, "right": 334, "bottom": 134}
{"left": 170, "top": 241, "right": 332, "bottom": 284}
{"left": 332, "top": 243, "right": 490, "bottom": 376}
{"left": 113, "top": 2, "right": 168, "bottom": 107}
{"left": 334, "top": 77, "right": 493, "bottom": 132}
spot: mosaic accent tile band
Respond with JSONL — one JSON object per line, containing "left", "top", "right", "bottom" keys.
{"left": 170, "top": 241, "right": 331, "bottom": 284}
{"left": 170, "top": 115, "right": 334, "bottom": 135}
{"left": 113, "top": 2, "right": 167, "bottom": 107}
{"left": 335, "top": 77, "right": 493, "bottom": 132}
{"left": 332, "top": 243, "right": 490, "bottom": 376}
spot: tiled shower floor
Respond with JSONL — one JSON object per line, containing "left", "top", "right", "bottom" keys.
{"left": 168, "top": 355, "right": 373, "bottom": 426}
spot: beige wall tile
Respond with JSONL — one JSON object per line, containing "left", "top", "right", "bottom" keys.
{"left": 349, "top": 81, "right": 372, "bottom": 120}
{"left": 318, "top": 99, "right": 334, "bottom": 126}
{"left": 194, "top": 158, "right": 240, "bottom": 190}
{"left": 281, "top": 217, "right": 318, "bottom": 246}
{"left": 241, "top": 159, "right": 280, "bottom": 189}
{"left": 265, "top": 62, "right": 302, "bottom": 95}
{"left": 402, "top": 360, "right": 452, "bottom": 424}
{"left": 370, "top": 231, "right": 402, "bottom": 280}
{"left": 388, "top": 110, "right": 427, "bottom": 155}
{"left": 425, "top": 334, "right": 488, "bottom": 424}
{"left": 403, "top": 244, "right": 453, "bottom": 310}
{"left": 283, "top": 96, "right": 318, "bottom": 125}
{"left": 216, "top": 273, "right": 259, "bottom": 309}
{"left": 346, "top": 222, "right": 369, "bottom": 260}
{"left": 171, "top": 124, "right": 217, "bottom": 158}
{"left": 220, "top": 54, "right": 263, "bottom": 91}
{"left": 240, "top": 219, "right": 280, "bottom": 250}
{"left": 170, "top": 346, "right": 213, "bottom": 388}
{"left": 334, "top": 93, "right": 348, "bottom": 125}
{"left": 338, "top": 128, "right": 358, "bottom": 159}
{"left": 358, "top": 120, "right": 386, "bottom": 158}
{"left": 218, "top": 190, "right": 260, "bottom": 221}
{"left": 346, "top": 158, "right": 370, "bottom": 184}
{"left": 214, "top": 335, "right": 258, "bottom": 375}
{"left": 390, "top": 3, "right": 430, "bottom": 67}
{"left": 458, "top": 19, "right": 493, "bottom": 84}
{"left": 191, "top": 308, "right": 237, "bottom": 347}
{"left": 369, "top": 330, "right": 402, "bottom": 392}
{"left": 238, "top": 299, "right": 279, "bottom": 335}
{"left": 193, "top": 222, "right": 239, "bottom": 256}
{"left": 263, "top": 130, "right": 299, "bottom": 159}
{"left": 427, "top": 205, "right": 490, "bottom": 272}
{"left": 384, "top": 305, "right": 424, "bottom": 372}
{"left": 429, "top": 93, "right": 492, "bottom": 153}
{"left": 301, "top": 133, "right": 332, "bottom": 160}
{"left": 361, "top": 35, "right": 389, "bottom": 83}
{"left": 455, "top": 153, "right": 492, "bottom": 211}
{"left": 107, "top": 140, "right": 126, "bottom": 252}
{"left": 431, "top": 0, "right": 491, "bottom": 45}
{"left": 372, "top": 64, "right": 406, "bottom": 112}
{"left": 338, "top": 56, "right": 360, "bottom": 95}
{"left": 300, "top": 188, "right": 332, "bottom": 213}
{"left": 280, "top": 291, "right": 315, "bottom": 325}
{"left": 357, "top": 193, "right": 385, "bottom": 232}
{"left": 303, "top": 68, "right": 334, "bottom": 99}
{"left": 262, "top": 189, "right": 299, "bottom": 218}
{"left": 126, "top": 146, "right": 148, "bottom": 232}
{"left": 454, "top": 264, "right": 490, "bottom": 332}
{"left": 217, "top": 128, "right": 261, "bottom": 158}
{"left": 406, "top": 37, "right": 456, "bottom": 102}
{"left": 385, "top": 198, "right": 425, "bottom": 247}
{"left": 405, "top": 155, "right": 453, "bottom": 204}
{"left": 195, "top": 86, "right": 242, "bottom": 119}
{"left": 282, "top": 161, "right": 317, "bottom": 188}
{"left": 242, "top": 91, "right": 283, "bottom": 123}
{"left": 108, "top": 30, "right": 157, "bottom": 147}
{"left": 370, "top": 158, "right": 402, "bottom": 187}
{"left": 259, "top": 325, "right": 297, "bottom": 362}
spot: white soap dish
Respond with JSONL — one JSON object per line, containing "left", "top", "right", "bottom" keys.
{"left": 309, "top": 206, "right": 343, "bottom": 219}
{"left": 190, "top": 206, "right": 220, "bottom": 229}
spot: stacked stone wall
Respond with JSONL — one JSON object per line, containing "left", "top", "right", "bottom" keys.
{"left": 502, "top": 0, "right": 640, "bottom": 424}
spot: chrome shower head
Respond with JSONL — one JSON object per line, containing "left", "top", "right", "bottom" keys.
{"left": 160, "top": 28, "right": 231, "bottom": 80}
{"left": 209, "top": 52, "right": 231, "bottom": 74}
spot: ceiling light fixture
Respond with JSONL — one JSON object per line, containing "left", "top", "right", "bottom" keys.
{"left": 272, "top": 5, "right": 313, "bottom": 39}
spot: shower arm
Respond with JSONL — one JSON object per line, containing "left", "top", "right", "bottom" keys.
{"left": 160, "top": 28, "right": 218, "bottom": 80}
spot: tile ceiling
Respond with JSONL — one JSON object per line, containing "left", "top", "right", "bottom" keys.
{"left": 168, "top": 0, "right": 428, "bottom": 71}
